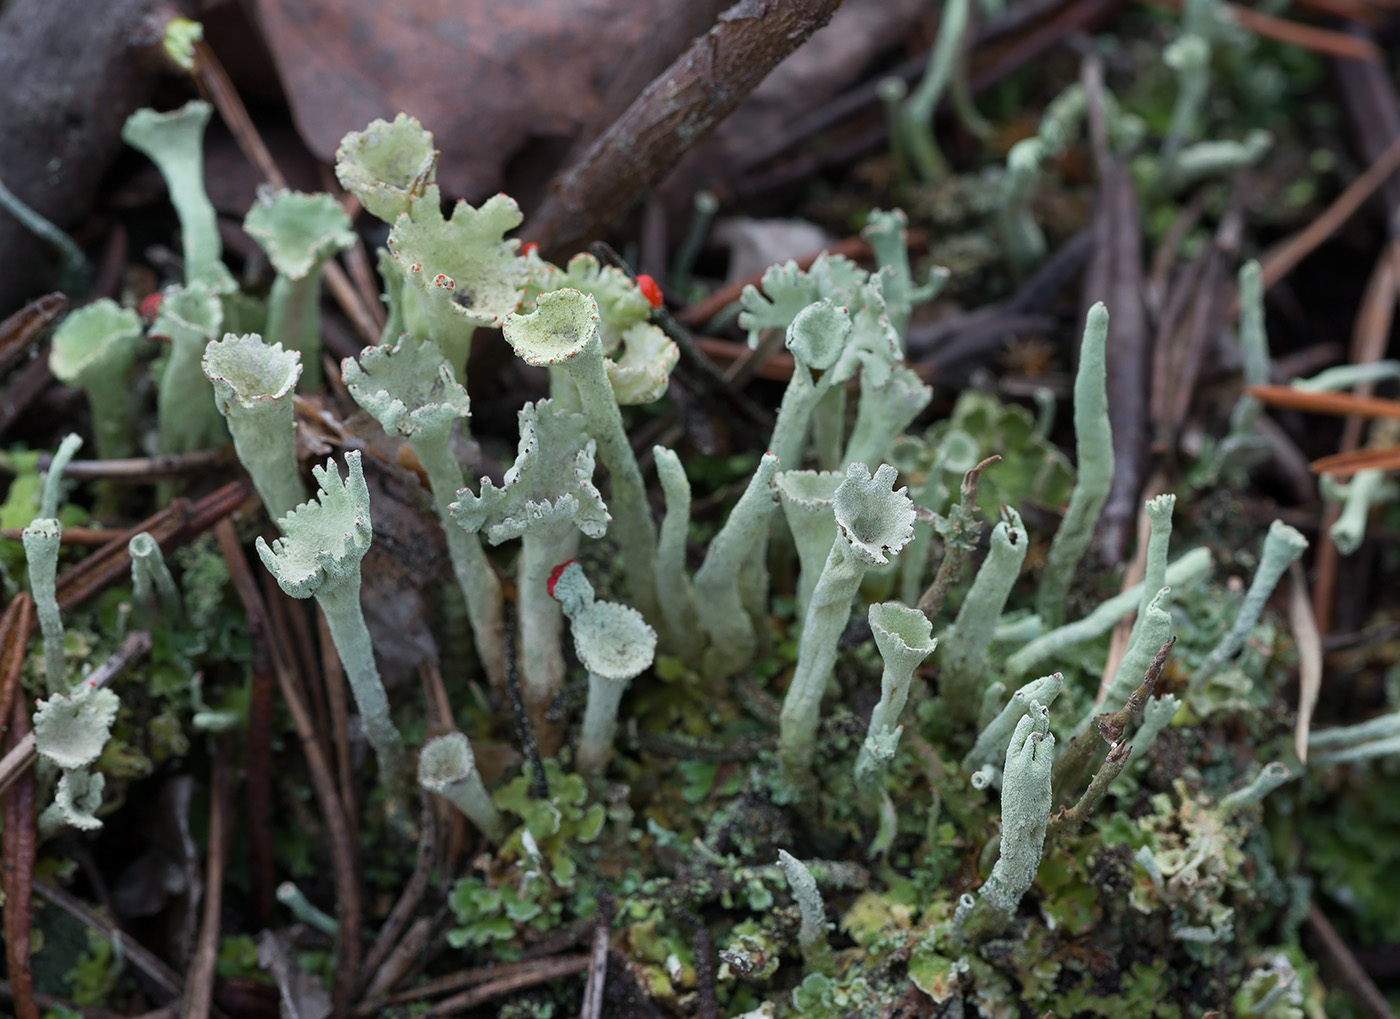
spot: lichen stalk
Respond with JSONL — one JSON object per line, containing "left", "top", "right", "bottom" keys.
{"left": 1035, "top": 303, "right": 1113, "bottom": 627}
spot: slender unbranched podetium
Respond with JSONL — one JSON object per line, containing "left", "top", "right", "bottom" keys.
{"left": 1036, "top": 303, "right": 1113, "bottom": 627}
{"left": 450, "top": 400, "right": 608, "bottom": 744}
{"left": 693, "top": 453, "right": 779, "bottom": 679}
{"left": 502, "top": 289, "right": 659, "bottom": 626}
{"left": 779, "top": 463, "right": 915, "bottom": 791}
{"left": 777, "top": 850, "right": 835, "bottom": 977}
{"left": 955, "top": 705, "right": 1055, "bottom": 942}
{"left": 855, "top": 602, "right": 936, "bottom": 789}
{"left": 128, "top": 532, "right": 181, "bottom": 621}
{"left": 255, "top": 452, "right": 409, "bottom": 810}
{"left": 49, "top": 300, "right": 143, "bottom": 460}
{"left": 418, "top": 732, "right": 507, "bottom": 841}
{"left": 276, "top": 882, "right": 339, "bottom": 937}
{"left": 202, "top": 332, "right": 306, "bottom": 522}
{"left": 1220, "top": 762, "right": 1292, "bottom": 814}
{"left": 1190, "top": 521, "right": 1307, "bottom": 690}
{"left": 653, "top": 446, "right": 704, "bottom": 661}
{"left": 152, "top": 280, "right": 226, "bottom": 454}
{"left": 938, "top": 506, "right": 1028, "bottom": 721}
{"left": 122, "top": 101, "right": 229, "bottom": 289}
{"left": 244, "top": 188, "right": 356, "bottom": 391}
{"left": 551, "top": 562, "right": 657, "bottom": 774}
{"left": 343, "top": 339, "right": 507, "bottom": 693}
{"left": 24, "top": 518, "right": 65, "bottom": 695}
{"left": 26, "top": 434, "right": 83, "bottom": 696}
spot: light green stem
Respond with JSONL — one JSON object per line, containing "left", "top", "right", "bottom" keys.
{"left": 654, "top": 447, "right": 703, "bottom": 660}
{"left": 315, "top": 575, "right": 408, "bottom": 802}
{"left": 578, "top": 673, "right": 627, "bottom": 774}
{"left": 519, "top": 527, "right": 579, "bottom": 716}
{"left": 267, "top": 268, "right": 328, "bottom": 391}
{"left": 413, "top": 437, "right": 507, "bottom": 689}
{"left": 779, "top": 540, "right": 865, "bottom": 788}
{"left": 1035, "top": 304, "right": 1113, "bottom": 626}
{"left": 23, "top": 519, "right": 65, "bottom": 694}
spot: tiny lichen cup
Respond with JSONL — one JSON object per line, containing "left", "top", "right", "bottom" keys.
{"left": 418, "top": 732, "right": 507, "bottom": 841}
{"left": 49, "top": 299, "right": 143, "bottom": 460}
{"left": 202, "top": 332, "right": 306, "bottom": 522}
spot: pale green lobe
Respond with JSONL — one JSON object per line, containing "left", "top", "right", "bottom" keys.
{"left": 418, "top": 732, "right": 506, "bottom": 841}
{"left": 23, "top": 517, "right": 65, "bottom": 694}
{"left": 122, "top": 101, "right": 229, "bottom": 289}
{"left": 244, "top": 188, "right": 356, "bottom": 391}
{"left": 49, "top": 299, "right": 142, "bottom": 460}
{"left": 343, "top": 339, "right": 506, "bottom": 689}
{"left": 41, "top": 768, "right": 107, "bottom": 834}
{"left": 737, "top": 253, "right": 867, "bottom": 348}
{"left": 1220, "top": 762, "right": 1291, "bottom": 814}
{"left": 449, "top": 399, "right": 607, "bottom": 718}
{"left": 770, "top": 300, "right": 853, "bottom": 472}
{"left": 1036, "top": 302, "right": 1113, "bottom": 627}
{"left": 335, "top": 114, "right": 440, "bottom": 225}
{"left": 607, "top": 322, "right": 680, "bottom": 405}
{"left": 779, "top": 463, "right": 915, "bottom": 790}
{"left": 34, "top": 684, "right": 120, "bottom": 770}
{"left": 502, "top": 290, "right": 658, "bottom": 625}
{"left": 524, "top": 251, "right": 653, "bottom": 357}
{"left": 256, "top": 452, "right": 407, "bottom": 803}
{"left": 153, "top": 279, "right": 226, "bottom": 453}
{"left": 855, "top": 602, "right": 937, "bottom": 788}
{"left": 694, "top": 453, "right": 780, "bottom": 679}
{"left": 775, "top": 469, "right": 844, "bottom": 624}
{"left": 202, "top": 332, "right": 306, "bottom": 522}
{"left": 388, "top": 193, "right": 526, "bottom": 371}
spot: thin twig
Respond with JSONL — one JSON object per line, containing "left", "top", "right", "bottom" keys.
{"left": 183, "top": 738, "right": 229, "bottom": 1019}
{"left": 1305, "top": 901, "right": 1397, "bottom": 1019}
{"left": 38, "top": 447, "right": 236, "bottom": 480}
{"left": 0, "top": 291, "right": 65, "bottom": 377}
{"left": 427, "top": 954, "right": 592, "bottom": 1017}
{"left": 33, "top": 880, "right": 185, "bottom": 1003}
{"left": 678, "top": 907, "right": 718, "bottom": 1019}
{"left": 3, "top": 698, "right": 37, "bottom": 1019}
{"left": 581, "top": 893, "right": 616, "bottom": 1019}
{"left": 0, "top": 594, "right": 34, "bottom": 747}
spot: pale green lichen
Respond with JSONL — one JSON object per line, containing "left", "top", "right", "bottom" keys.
{"left": 502, "top": 289, "right": 659, "bottom": 626}
{"left": 418, "top": 732, "right": 507, "bottom": 841}
{"left": 1036, "top": 303, "right": 1113, "bottom": 626}
{"left": 202, "top": 332, "right": 305, "bottom": 521}
{"left": 779, "top": 463, "right": 915, "bottom": 790}
{"left": 128, "top": 532, "right": 181, "bottom": 622}
{"left": 777, "top": 850, "right": 835, "bottom": 977}
{"left": 122, "top": 101, "right": 231, "bottom": 289}
{"left": 450, "top": 400, "right": 607, "bottom": 725}
{"left": 343, "top": 339, "right": 506, "bottom": 690}
{"left": 855, "top": 602, "right": 936, "bottom": 788}
{"left": 243, "top": 188, "right": 356, "bottom": 391}
{"left": 693, "top": 453, "right": 779, "bottom": 679}
{"left": 256, "top": 452, "right": 408, "bottom": 805}
{"left": 34, "top": 683, "right": 120, "bottom": 771}
{"left": 49, "top": 300, "right": 143, "bottom": 460}
{"left": 335, "top": 114, "right": 440, "bottom": 225}
{"left": 151, "top": 279, "right": 226, "bottom": 453}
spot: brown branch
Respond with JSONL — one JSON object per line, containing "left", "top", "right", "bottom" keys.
{"left": 3, "top": 698, "right": 37, "bottom": 1019}
{"left": 428, "top": 954, "right": 592, "bottom": 1017}
{"left": 0, "top": 291, "right": 65, "bottom": 377}
{"left": 0, "top": 594, "right": 33, "bottom": 749}
{"left": 529, "top": 0, "right": 847, "bottom": 255}
{"left": 183, "top": 738, "right": 229, "bottom": 1019}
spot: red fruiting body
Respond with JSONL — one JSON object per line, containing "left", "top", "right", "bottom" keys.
{"left": 547, "top": 559, "right": 579, "bottom": 599}
{"left": 522, "top": 242, "right": 539, "bottom": 256}
{"left": 139, "top": 292, "right": 163, "bottom": 323}
{"left": 636, "top": 274, "right": 663, "bottom": 309}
